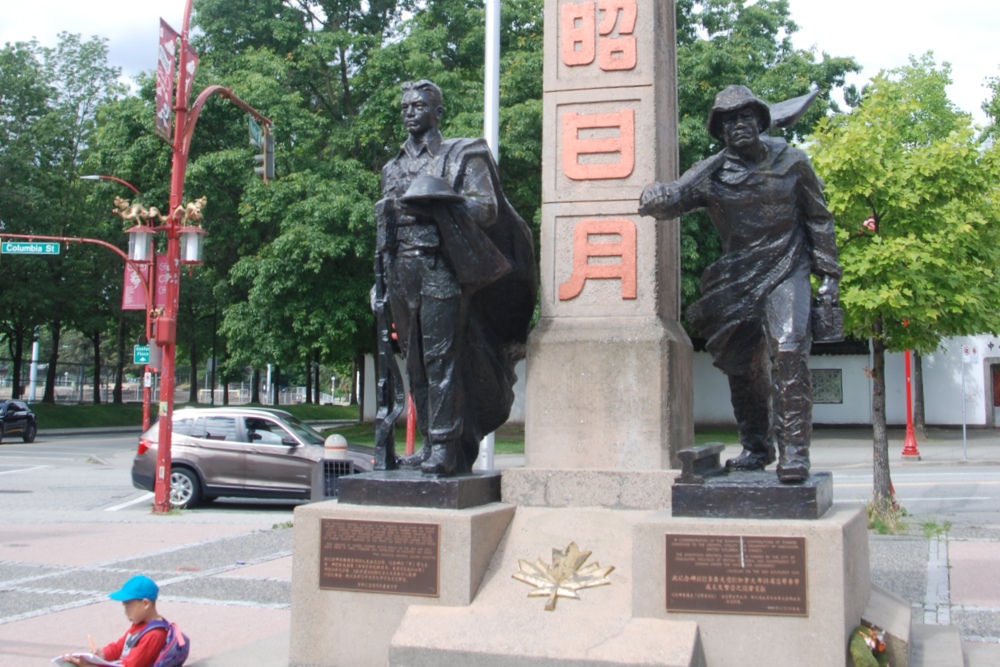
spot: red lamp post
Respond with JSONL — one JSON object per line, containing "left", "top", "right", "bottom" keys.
{"left": 150, "top": 0, "right": 272, "bottom": 513}
{"left": 901, "top": 349, "right": 921, "bottom": 459}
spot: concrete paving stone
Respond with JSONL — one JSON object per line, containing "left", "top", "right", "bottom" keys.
{"left": 0, "top": 563, "right": 61, "bottom": 585}
{"left": 950, "top": 541, "right": 1000, "bottom": 607}
{"left": 160, "top": 577, "right": 290, "bottom": 607}
{"left": 20, "top": 568, "right": 163, "bottom": 596}
{"left": 952, "top": 610, "right": 1000, "bottom": 641}
{"left": 869, "top": 535, "right": 929, "bottom": 605}
{"left": 964, "top": 641, "right": 1000, "bottom": 667}
{"left": 112, "top": 528, "right": 292, "bottom": 573}
{"left": 0, "top": 589, "right": 95, "bottom": 620}
{"left": 0, "top": 523, "right": 260, "bottom": 566}
{"left": 216, "top": 554, "right": 292, "bottom": 580}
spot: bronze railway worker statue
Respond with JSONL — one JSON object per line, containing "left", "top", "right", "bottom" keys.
{"left": 639, "top": 85, "right": 842, "bottom": 483}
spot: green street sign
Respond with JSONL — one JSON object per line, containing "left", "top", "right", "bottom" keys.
{"left": 134, "top": 344, "right": 151, "bottom": 365}
{"left": 1, "top": 241, "right": 60, "bottom": 255}
{"left": 249, "top": 117, "right": 264, "bottom": 148}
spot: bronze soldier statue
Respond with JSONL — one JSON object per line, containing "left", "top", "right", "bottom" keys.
{"left": 374, "top": 80, "right": 536, "bottom": 476}
{"left": 639, "top": 85, "right": 842, "bottom": 483}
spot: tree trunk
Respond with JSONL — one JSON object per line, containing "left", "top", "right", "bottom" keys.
{"left": 313, "top": 351, "right": 321, "bottom": 405}
{"left": 251, "top": 367, "right": 261, "bottom": 404}
{"left": 9, "top": 327, "right": 26, "bottom": 399}
{"left": 113, "top": 314, "right": 126, "bottom": 404}
{"left": 871, "top": 321, "right": 894, "bottom": 510}
{"left": 43, "top": 320, "right": 61, "bottom": 404}
{"left": 273, "top": 366, "right": 282, "bottom": 405}
{"left": 305, "top": 353, "right": 313, "bottom": 404}
{"left": 913, "top": 351, "right": 926, "bottom": 430}
{"left": 91, "top": 330, "right": 102, "bottom": 404}
{"left": 188, "top": 340, "right": 199, "bottom": 404}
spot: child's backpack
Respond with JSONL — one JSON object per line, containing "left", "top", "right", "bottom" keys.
{"left": 129, "top": 619, "right": 190, "bottom": 667}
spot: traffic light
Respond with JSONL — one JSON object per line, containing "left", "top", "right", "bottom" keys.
{"left": 254, "top": 134, "right": 275, "bottom": 183}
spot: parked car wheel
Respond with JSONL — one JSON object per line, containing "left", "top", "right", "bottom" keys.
{"left": 170, "top": 468, "right": 201, "bottom": 508}
{"left": 0, "top": 425, "right": 5, "bottom": 444}
{"left": 22, "top": 423, "right": 36, "bottom": 443}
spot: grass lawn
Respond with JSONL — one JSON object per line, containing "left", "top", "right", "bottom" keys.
{"left": 30, "top": 402, "right": 736, "bottom": 456}
{"left": 326, "top": 421, "right": 735, "bottom": 456}
{"left": 30, "top": 402, "right": 359, "bottom": 430}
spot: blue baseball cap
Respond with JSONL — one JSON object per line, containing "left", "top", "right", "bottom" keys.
{"left": 109, "top": 575, "right": 159, "bottom": 602}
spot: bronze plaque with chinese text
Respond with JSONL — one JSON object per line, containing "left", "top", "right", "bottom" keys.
{"left": 665, "top": 534, "right": 807, "bottom": 616}
{"left": 320, "top": 518, "right": 439, "bottom": 597}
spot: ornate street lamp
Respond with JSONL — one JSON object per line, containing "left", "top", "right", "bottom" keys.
{"left": 126, "top": 224, "right": 156, "bottom": 263}
{"left": 179, "top": 224, "right": 206, "bottom": 264}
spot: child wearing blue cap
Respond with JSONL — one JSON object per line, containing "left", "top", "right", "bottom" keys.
{"left": 62, "top": 575, "right": 167, "bottom": 667}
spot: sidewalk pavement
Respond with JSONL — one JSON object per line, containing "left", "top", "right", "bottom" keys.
{"left": 3, "top": 427, "right": 1000, "bottom": 666}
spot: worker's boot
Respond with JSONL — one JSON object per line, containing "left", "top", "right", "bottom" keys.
{"left": 772, "top": 352, "right": 812, "bottom": 484}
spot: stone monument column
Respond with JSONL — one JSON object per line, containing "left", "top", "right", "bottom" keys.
{"left": 527, "top": 0, "right": 692, "bottom": 468}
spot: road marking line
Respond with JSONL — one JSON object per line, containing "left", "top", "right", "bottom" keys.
{"left": 0, "top": 455, "right": 75, "bottom": 460}
{"left": 0, "top": 465, "right": 50, "bottom": 476}
{"left": 104, "top": 492, "right": 154, "bottom": 511}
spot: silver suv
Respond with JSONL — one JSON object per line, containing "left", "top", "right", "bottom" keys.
{"left": 131, "top": 407, "right": 371, "bottom": 508}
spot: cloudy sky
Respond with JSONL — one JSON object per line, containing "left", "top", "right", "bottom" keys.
{"left": 2, "top": 0, "right": 998, "bottom": 124}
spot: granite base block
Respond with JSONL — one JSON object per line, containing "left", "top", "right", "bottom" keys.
{"left": 337, "top": 469, "right": 501, "bottom": 509}
{"left": 671, "top": 470, "right": 833, "bottom": 519}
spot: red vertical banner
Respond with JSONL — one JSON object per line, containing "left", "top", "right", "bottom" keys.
{"left": 156, "top": 19, "right": 179, "bottom": 141}
{"left": 155, "top": 253, "right": 170, "bottom": 309}
{"left": 122, "top": 263, "right": 150, "bottom": 311}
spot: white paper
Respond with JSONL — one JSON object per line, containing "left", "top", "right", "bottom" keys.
{"left": 52, "top": 653, "right": 122, "bottom": 666}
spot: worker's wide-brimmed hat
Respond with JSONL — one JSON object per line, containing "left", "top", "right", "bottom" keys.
{"left": 109, "top": 574, "right": 159, "bottom": 602}
{"left": 706, "top": 85, "right": 771, "bottom": 141}
{"left": 399, "top": 174, "right": 463, "bottom": 204}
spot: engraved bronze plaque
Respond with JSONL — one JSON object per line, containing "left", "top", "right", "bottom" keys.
{"left": 320, "top": 518, "right": 439, "bottom": 597}
{"left": 665, "top": 534, "right": 807, "bottom": 616}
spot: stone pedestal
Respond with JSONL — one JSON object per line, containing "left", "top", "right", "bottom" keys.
{"left": 289, "top": 500, "right": 514, "bottom": 667}
{"left": 633, "top": 504, "right": 871, "bottom": 667}
{"left": 338, "top": 470, "right": 502, "bottom": 509}
{"left": 671, "top": 470, "right": 834, "bottom": 519}
{"left": 387, "top": 506, "right": 705, "bottom": 667}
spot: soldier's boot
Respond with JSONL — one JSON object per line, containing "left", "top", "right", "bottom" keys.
{"left": 396, "top": 445, "right": 431, "bottom": 469}
{"left": 724, "top": 372, "right": 776, "bottom": 471}
{"left": 421, "top": 442, "right": 459, "bottom": 476}
{"left": 772, "top": 352, "right": 812, "bottom": 484}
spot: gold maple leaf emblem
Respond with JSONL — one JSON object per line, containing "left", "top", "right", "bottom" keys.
{"left": 512, "top": 542, "right": 614, "bottom": 611}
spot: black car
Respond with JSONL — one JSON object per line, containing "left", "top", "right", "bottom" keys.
{"left": 0, "top": 399, "right": 37, "bottom": 443}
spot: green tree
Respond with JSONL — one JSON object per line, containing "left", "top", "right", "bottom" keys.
{"left": 809, "top": 53, "right": 1000, "bottom": 511}
{"left": 0, "top": 36, "right": 125, "bottom": 402}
